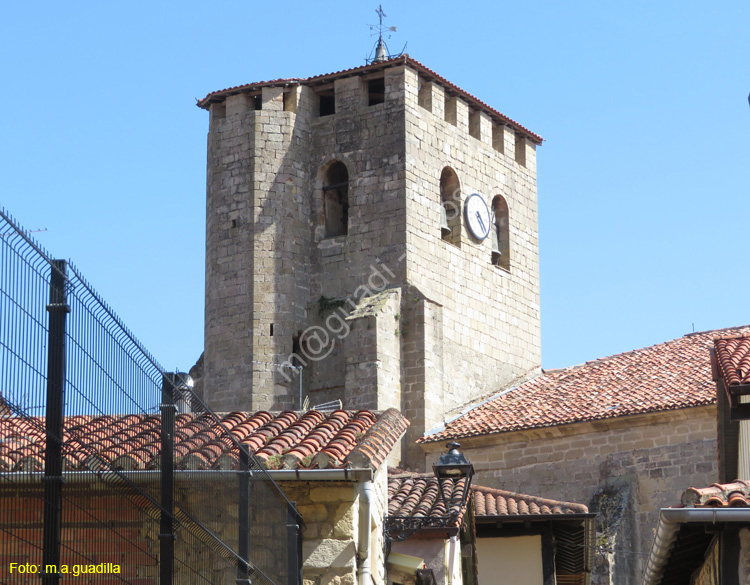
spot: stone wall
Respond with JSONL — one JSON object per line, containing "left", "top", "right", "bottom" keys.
{"left": 422, "top": 406, "right": 718, "bottom": 585}
{"left": 0, "top": 469, "right": 390, "bottom": 585}
{"left": 402, "top": 66, "right": 541, "bottom": 426}
{"left": 204, "top": 83, "right": 316, "bottom": 411}
{"left": 202, "top": 61, "right": 542, "bottom": 470}
{"left": 344, "top": 289, "right": 403, "bottom": 415}
{"left": 286, "top": 467, "right": 389, "bottom": 585}
{"left": 204, "top": 67, "right": 410, "bottom": 413}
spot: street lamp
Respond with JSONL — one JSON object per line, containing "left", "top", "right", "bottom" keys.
{"left": 433, "top": 442, "right": 475, "bottom": 519}
{"left": 385, "top": 442, "right": 475, "bottom": 541}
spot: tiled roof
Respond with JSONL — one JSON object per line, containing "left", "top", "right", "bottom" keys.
{"left": 681, "top": 480, "right": 750, "bottom": 508}
{"left": 387, "top": 471, "right": 468, "bottom": 528}
{"left": 713, "top": 334, "right": 750, "bottom": 388}
{"left": 386, "top": 472, "right": 588, "bottom": 529}
{"left": 422, "top": 325, "right": 750, "bottom": 442}
{"left": 0, "top": 408, "right": 408, "bottom": 472}
{"left": 473, "top": 486, "right": 589, "bottom": 516}
{"left": 197, "top": 55, "right": 543, "bottom": 144}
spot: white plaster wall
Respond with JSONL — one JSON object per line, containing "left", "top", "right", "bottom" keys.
{"left": 476, "top": 536, "right": 543, "bottom": 585}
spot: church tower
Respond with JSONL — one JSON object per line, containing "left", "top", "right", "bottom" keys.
{"left": 198, "top": 56, "right": 542, "bottom": 468}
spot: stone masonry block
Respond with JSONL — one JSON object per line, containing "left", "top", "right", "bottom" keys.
{"left": 303, "top": 539, "right": 356, "bottom": 570}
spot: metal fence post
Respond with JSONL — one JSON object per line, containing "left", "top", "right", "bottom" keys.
{"left": 42, "top": 260, "right": 69, "bottom": 585}
{"left": 287, "top": 502, "right": 302, "bottom": 585}
{"left": 237, "top": 444, "right": 251, "bottom": 585}
{"left": 160, "top": 375, "right": 176, "bottom": 585}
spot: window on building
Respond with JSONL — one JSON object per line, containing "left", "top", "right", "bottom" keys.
{"left": 440, "top": 167, "right": 461, "bottom": 246}
{"left": 253, "top": 93, "right": 262, "bottom": 110}
{"left": 323, "top": 162, "right": 349, "bottom": 237}
{"left": 317, "top": 87, "right": 335, "bottom": 117}
{"left": 368, "top": 76, "right": 386, "bottom": 106}
{"left": 491, "top": 195, "right": 510, "bottom": 270}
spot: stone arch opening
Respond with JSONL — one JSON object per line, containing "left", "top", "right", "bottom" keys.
{"left": 440, "top": 167, "right": 461, "bottom": 247}
{"left": 323, "top": 162, "right": 349, "bottom": 238}
{"left": 491, "top": 195, "right": 510, "bottom": 270}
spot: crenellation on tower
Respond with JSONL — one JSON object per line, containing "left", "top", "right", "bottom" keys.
{"left": 198, "top": 56, "right": 542, "bottom": 468}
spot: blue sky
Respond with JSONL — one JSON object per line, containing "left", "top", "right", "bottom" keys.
{"left": 2, "top": 1, "right": 749, "bottom": 374}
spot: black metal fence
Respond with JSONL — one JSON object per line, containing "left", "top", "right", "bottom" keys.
{"left": 0, "top": 209, "right": 302, "bottom": 585}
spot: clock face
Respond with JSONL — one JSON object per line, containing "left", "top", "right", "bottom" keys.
{"left": 464, "top": 193, "right": 491, "bottom": 241}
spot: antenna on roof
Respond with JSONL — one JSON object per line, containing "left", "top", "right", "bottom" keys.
{"left": 365, "top": 5, "right": 406, "bottom": 64}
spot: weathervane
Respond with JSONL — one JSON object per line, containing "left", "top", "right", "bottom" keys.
{"left": 366, "top": 5, "right": 406, "bottom": 64}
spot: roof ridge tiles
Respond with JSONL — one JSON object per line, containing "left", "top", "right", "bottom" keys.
{"left": 345, "top": 408, "right": 409, "bottom": 470}
{"left": 681, "top": 479, "right": 750, "bottom": 507}
{"left": 422, "top": 324, "right": 750, "bottom": 441}
{"left": 714, "top": 332, "right": 750, "bottom": 341}
{"left": 714, "top": 336, "right": 750, "bottom": 386}
{"left": 472, "top": 485, "right": 590, "bottom": 514}
{"left": 686, "top": 323, "right": 750, "bottom": 337}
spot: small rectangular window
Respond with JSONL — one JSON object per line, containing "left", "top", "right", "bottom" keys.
{"left": 253, "top": 94, "right": 262, "bottom": 111}
{"left": 368, "top": 76, "right": 385, "bottom": 106}
{"left": 318, "top": 89, "right": 335, "bottom": 117}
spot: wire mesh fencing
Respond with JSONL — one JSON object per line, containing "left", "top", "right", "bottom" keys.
{"left": 0, "top": 209, "right": 302, "bottom": 585}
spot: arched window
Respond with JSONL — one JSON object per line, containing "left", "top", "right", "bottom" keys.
{"left": 440, "top": 167, "right": 461, "bottom": 246}
{"left": 491, "top": 195, "right": 510, "bottom": 270}
{"left": 323, "top": 162, "right": 349, "bottom": 237}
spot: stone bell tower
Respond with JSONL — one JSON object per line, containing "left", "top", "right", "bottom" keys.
{"left": 198, "top": 55, "right": 541, "bottom": 468}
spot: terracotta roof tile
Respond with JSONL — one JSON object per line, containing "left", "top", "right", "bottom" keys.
{"left": 345, "top": 409, "right": 406, "bottom": 470}
{"left": 0, "top": 409, "right": 408, "bottom": 473}
{"left": 386, "top": 471, "right": 589, "bottom": 529}
{"left": 197, "top": 55, "right": 542, "bottom": 144}
{"left": 713, "top": 334, "right": 750, "bottom": 387}
{"left": 422, "top": 325, "right": 750, "bottom": 442}
{"left": 472, "top": 486, "right": 589, "bottom": 516}
{"left": 681, "top": 480, "right": 750, "bottom": 508}
{"left": 387, "top": 471, "right": 468, "bottom": 528}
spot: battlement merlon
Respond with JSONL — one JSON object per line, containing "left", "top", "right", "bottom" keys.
{"left": 196, "top": 55, "right": 543, "bottom": 146}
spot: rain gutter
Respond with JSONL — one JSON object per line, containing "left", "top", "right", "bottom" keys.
{"left": 643, "top": 508, "right": 750, "bottom": 585}
{"left": 0, "top": 467, "right": 374, "bottom": 484}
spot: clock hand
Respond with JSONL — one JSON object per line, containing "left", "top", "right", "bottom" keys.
{"left": 476, "top": 211, "right": 486, "bottom": 234}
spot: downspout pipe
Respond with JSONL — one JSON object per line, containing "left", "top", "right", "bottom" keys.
{"left": 643, "top": 508, "right": 750, "bottom": 585}
{"left": 358, "top": 479, "right": 373, "bottom": 585}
